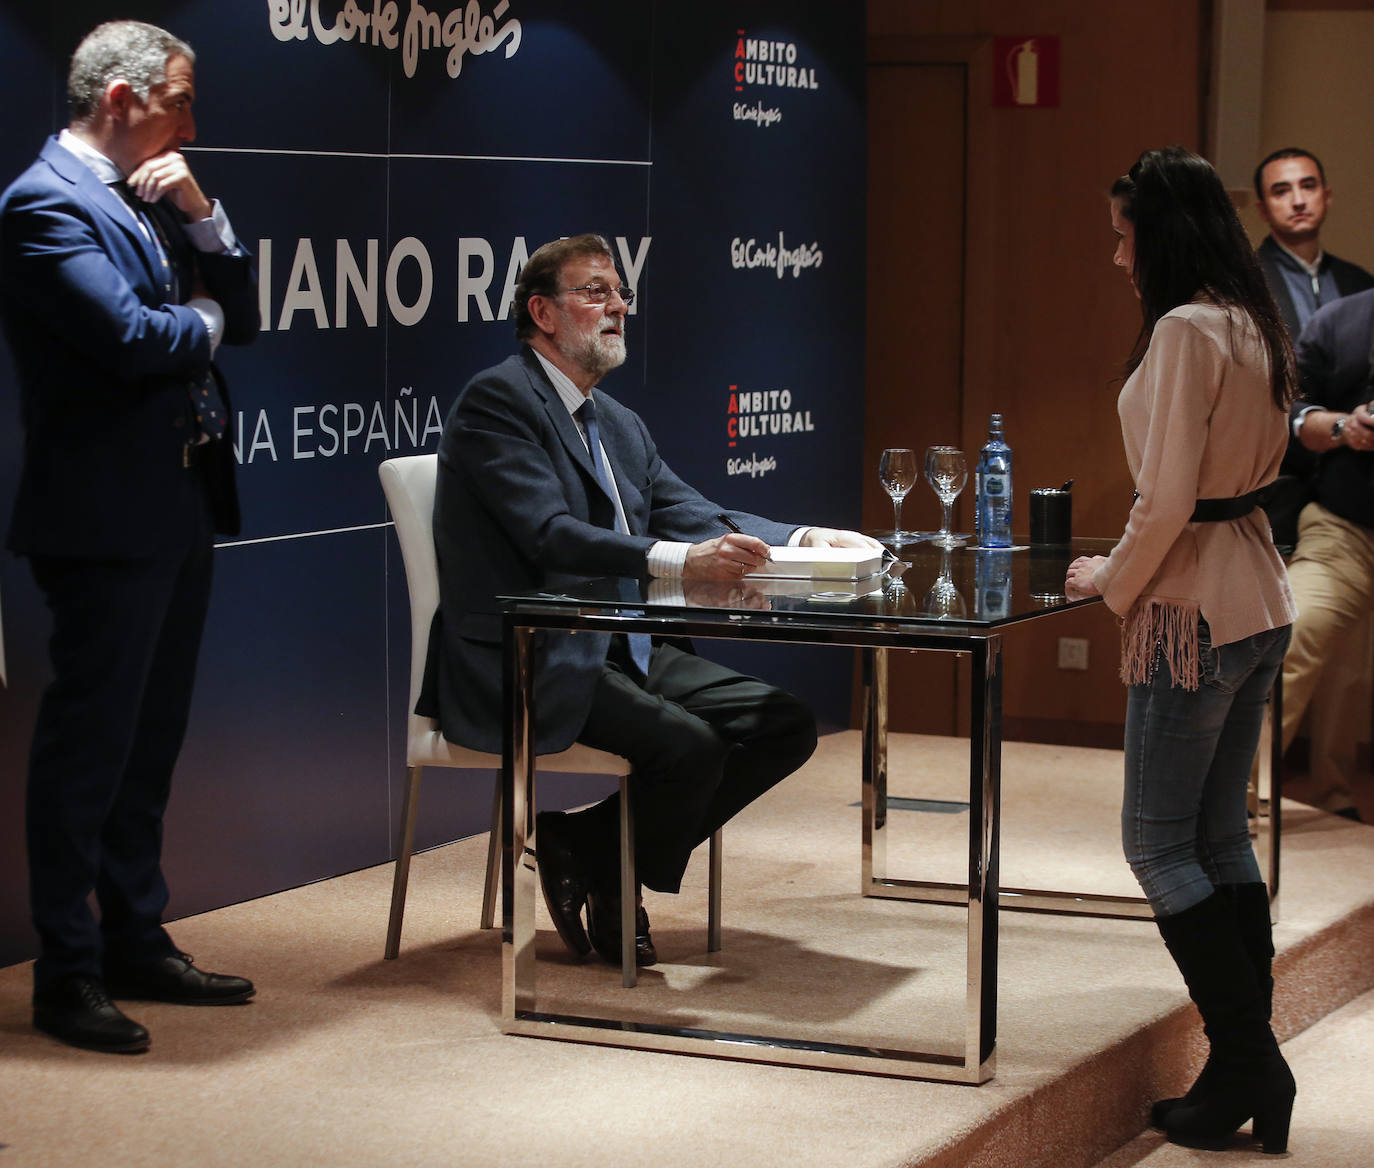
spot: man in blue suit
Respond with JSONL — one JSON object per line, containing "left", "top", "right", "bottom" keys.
{"left": 0, "top": 20, "right": 258, "bottom": 1053}
{"left": 422, "top": 233, "right": 880, "bottom": 967}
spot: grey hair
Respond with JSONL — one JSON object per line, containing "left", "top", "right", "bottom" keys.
{"left": 67, "top": 20, "right": 194, "bottom": 123}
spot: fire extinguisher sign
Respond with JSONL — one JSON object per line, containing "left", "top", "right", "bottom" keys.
{"left": 992, "top": 36, "right": 1060, "bottom": 108}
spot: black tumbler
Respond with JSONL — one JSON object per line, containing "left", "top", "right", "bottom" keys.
{"left": 1029, "top": 487, "right": 1072, "bottom": 546}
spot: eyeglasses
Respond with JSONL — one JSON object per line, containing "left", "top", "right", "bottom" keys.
{"left": 559, "top": 282, "right": 635, "bottom": 306}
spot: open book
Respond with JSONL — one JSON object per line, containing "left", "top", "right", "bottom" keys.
{"left": 745, "top": 545, "right": 885, "bottom": 581}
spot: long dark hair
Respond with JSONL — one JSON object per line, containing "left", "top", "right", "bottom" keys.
{"left": 1112, "top": 147, "right": 1295, "bottom": 411}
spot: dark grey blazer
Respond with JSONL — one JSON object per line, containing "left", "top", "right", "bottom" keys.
{"left": 420, "top": 347, "right": 800, "bottom": 754}
{"left": 1257, "top": 235, "right": 1374, "bottom": 340}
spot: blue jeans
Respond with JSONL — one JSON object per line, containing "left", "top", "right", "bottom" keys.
{"left": 1122, "top": 619, "right": 1291, "bottom": 918}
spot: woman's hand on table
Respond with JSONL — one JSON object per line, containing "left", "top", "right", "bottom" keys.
{"left": 1065, "top": 555, "right": 1107, "bottom": 600}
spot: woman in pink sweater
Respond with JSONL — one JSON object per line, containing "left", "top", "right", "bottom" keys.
{"left": 1066, "top": 147, "right": 1298, "bottom": 1154}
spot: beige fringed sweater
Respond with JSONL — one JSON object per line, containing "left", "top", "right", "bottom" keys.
{"left": 1092, "top": 301, "right": 1297, "bottom": 689}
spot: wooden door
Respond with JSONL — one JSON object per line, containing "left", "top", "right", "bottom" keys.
{"left": 865, "top": 59, "right": 967, "bottom": 733}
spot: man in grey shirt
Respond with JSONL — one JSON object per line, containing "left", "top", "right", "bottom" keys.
{"left": 1255, "top": 149, "right": 1372, "bottom": 550}
{"left": 1254, "top": 147, "right": 1373, "bottom": 339}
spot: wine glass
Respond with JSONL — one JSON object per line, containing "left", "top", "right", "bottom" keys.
{"left": 877, "top": 448, "right": 919, "bottom": 545}
{"left": 925, "top": 445, "right": 968, "bottom": 549}
{"left": 923, "top": 546, "right": 966, "bottom": 618}
{"left": 882, "top": 558, "right": 909, "bottom": 606}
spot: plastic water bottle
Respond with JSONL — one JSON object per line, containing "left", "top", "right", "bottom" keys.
{"left": 976, "top": 414, "right": 1013, "bottom": 548}
{"left": 975, "top": 548, "right": 1013, "bottom": 619}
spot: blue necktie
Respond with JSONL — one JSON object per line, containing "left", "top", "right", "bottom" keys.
{"left": 578, "top": 398, "right": 653, "bottom": 676}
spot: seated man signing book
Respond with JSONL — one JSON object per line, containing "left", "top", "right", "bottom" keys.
{"left": 420, "top": 233, "right": 879, "bottom": 967}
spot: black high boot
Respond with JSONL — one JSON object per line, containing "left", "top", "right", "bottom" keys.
{"left": 1230, "top": 882, "right": 1276, "bottom": 1015}
{"left": 1154, "top": 891, "right": 1294, "bottom": 1154}
{"left": 1151, "top": 882, "right": 1275, "bottom": 1127}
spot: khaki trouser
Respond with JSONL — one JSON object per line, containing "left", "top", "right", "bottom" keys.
{"left": 1280, "top": 501, "right": 1374, "bottom": 810}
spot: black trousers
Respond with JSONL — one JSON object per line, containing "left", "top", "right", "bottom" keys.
{"left": 572, "top": 640, "right": 817, "bottom": 894}
{"left": 25, "top": 487, "right": 214, "bottom": 989}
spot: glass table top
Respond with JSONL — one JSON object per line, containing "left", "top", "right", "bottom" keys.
{"left": 500, "top": 537, "right": 1115, "bottom": 632}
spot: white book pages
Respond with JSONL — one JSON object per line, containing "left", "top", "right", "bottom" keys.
{"left": 746, "top": 546, "right": 884, "bottom": 580}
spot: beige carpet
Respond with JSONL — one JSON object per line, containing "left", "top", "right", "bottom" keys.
{"left": 1, "top": 731, "right": 1372, "bottom": 1168}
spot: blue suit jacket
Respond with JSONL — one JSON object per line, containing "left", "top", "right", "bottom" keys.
{"left": 1294, "top": 287, "right": 1374, "bottom": 527}
{"left": 0, "top": 136, "right": 257, "bottom": 557}
{"left": 421, "top": 347, "right": 801, "bottom": 753}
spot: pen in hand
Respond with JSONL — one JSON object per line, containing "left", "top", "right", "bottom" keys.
{"left": 718, "top": 513, "right": 772, "bottom": 562}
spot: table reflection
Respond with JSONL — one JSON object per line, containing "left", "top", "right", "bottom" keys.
{"left": 923, "top": 546, "right": 966, "bottom": 618}
{"left": 634, "top": 539, "right": 1112, "bottom": 626}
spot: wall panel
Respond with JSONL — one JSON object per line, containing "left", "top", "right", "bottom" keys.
{"left": 0, "top": 3, "right": 865, "bottom": 967}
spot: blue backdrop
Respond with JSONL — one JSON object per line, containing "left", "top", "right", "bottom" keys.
{"left": 0, "top": 2, "right": 865, "bottom": 968}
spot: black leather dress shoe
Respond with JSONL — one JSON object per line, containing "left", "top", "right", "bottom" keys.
{"left": 586, "top": 891, "right": 658, "bottom": 967}
{"left": 536, "top": 811, "right": 592, "bottom": 958}
{"left": 104, "top": 951, "right": 255, "bottom": 1005}
{"left": 34, "top": 974, "right": 150, "bottom": 1053}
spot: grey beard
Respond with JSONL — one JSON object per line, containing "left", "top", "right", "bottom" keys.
{"left": 568, "top": 331, "right": 626, "bottom": 381}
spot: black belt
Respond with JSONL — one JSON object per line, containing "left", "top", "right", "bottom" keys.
{"left": 1132, "top": 487, "right": 1270, "bottom": 522}
{"left": 1189, "top": 487, "right": 1268, "bottom": 522}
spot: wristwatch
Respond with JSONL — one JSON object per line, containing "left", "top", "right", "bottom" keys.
{"left": 1332, "top": 415, "right": 1348, "bottom": 444}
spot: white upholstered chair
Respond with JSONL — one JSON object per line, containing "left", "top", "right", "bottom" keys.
{"left": 379, "top": 454, "right": 722, "bottom": 984}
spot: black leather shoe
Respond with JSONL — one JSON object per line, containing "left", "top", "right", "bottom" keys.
{"left": 586, "top": 891, "right": 658, "bottom": 967}
{"left": 104, "top": 951, "right": 254, "bottom": 1005}
{"left": 1334, "top": 806, "right": 1364, "bottom": 823}
{"left": 536, "top": 811, "right": 592, "bottom": 958}
{"left": 34, "top": 974, "right": 150, "bottom": 1053}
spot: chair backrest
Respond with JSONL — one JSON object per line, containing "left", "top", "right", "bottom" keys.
{"left": 378, "top": 451, "right": 630, "bottom": 777}
{"left": 379, "top": 454, "right": 440, "bottom": 719}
